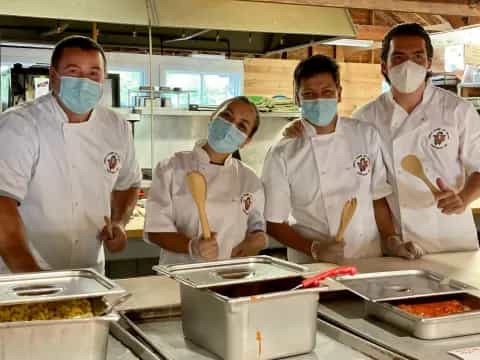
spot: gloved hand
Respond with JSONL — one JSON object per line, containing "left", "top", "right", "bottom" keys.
{"left": 436, "top": 178, "right": 468, "bottom": 215}
{"left": 98, "top": 222, "right": 127, "bottom": 252}
{"left": 311, "top": 240, "right": 345, "bottom": 264}
{"left": 231, "top": 231, "right": 267, "bottom": 258}
{"left": 383, "top": 235, "right": 424, "bottom": 260}
{"left": 189, "top": 233, "right": 219, "bottom": 261}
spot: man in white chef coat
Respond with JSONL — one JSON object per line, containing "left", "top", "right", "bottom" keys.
{"left": 0, "top": 36, "right": 141, "bottom": 273}
{"left": 354, "top": 23, "right": 480, "bottom": 256}
{"left": 263, "top": 55, "right": 400, "bottom": 264}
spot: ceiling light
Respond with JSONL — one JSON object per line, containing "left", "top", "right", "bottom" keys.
{"left": 322, "top": 38, "right": 375, "bottom": 48}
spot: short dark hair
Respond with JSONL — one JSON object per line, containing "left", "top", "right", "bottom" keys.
{"left": 294, "top": 55, "right": 340, "bottom": 99}
{"left": 381, "top": 23, "right": 434, "bottom": 64}
{"left": 211, "top": 96, "right": 261, "bottom": 138}
{"left": 51, "top": 35, "right": 107, "bottom": 70}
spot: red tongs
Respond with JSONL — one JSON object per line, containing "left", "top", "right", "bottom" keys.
{"left": 292, "top": 266, "right": 357, "bottom": 290}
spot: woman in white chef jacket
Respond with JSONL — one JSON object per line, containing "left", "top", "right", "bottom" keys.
{"left": 144, "top": 97, "right": 267, "bottom": 264}
{"left": 262, "top": 55, "right": 406, "bottom": 264}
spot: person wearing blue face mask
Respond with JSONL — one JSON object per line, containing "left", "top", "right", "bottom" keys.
{"left": 144, "top": 97, "right": 266, "bottom": 264}
{"left": 0, "top": 36, "right": 141, "bottom": 273}
{"left": 262, "top": 55, "right": 397, "bottom": 264}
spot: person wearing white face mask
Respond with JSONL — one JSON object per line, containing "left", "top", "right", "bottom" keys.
{"left": 0, "top": 36, "right": 141, "bottom": 273}
{"left": 262, "top": 55, "right": 397, "bottom": 264}
{"left": 353, "top": 23, "right": 480, "bottom": 256}
{"left": 144, "top": 97, "right": 266, "bottom": 265}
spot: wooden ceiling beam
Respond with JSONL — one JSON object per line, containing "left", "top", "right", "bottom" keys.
{"left": 424, "top": 14, "right": 454, "bottom": 31}
{"left": 443, "top": 15, "right": 470, "bottom": 28}
{"left": 355, "top": 24, "right": 390, "bottom": 41}
{"left": 239, "top": 0, "right": 480, "bottom": 17}
{"left": 375, "top": 10, "right": 400, "bottom": 26}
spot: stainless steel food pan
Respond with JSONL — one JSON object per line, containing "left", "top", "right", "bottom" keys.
{"left": 0, "top": 269, "right": 126, "bottom": 360}
{"left": 365, "top": 292, "right": 480, "bottom": 339}
{"left": 180, "top": 277, "right": 322, "bottom": 360}
{"left": 0, "top": 297, "right": 119, "bottom": 360}
{"left": 335, "top": 270, "right": 472, "bottom": 302}
{"left": 154, "top": 256, "right": 331, "bottom": 359}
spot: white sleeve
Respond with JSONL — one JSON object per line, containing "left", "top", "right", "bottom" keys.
{"left": 352, "top": 107, "right": 366, "bottom": 122}
{"left": 114, "top": 122, "right": 142, "bottom": 191}
{"left": 144, "top": 159, "right": 178, "bottom": 235}
{"left": 0, "top": 113, "right": 38, "bottom": 202}
{"left": 261, "top": 147, "right": 291, "bottom": 223}
{"left": 370, "top": 130, "right": 392, "bottom": 200}
{"left": 247, "top": 184, "right": 266, "bottom": 233}
{"left": 459, "top": 102, "right": 480, "bottom": 176}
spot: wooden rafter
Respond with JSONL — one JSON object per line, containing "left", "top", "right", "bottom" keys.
{"left": 355, "top": 24, "right": 390, "bottom": 41}
{"left": 370, "top": 10, "right": 375, "bottom": 63}
{"left": 239, "top": 0, "right": 480, "bottom": 17}
{"left": 424, "top": 15, "right": 454, "bottom": 31}
{"left": 375, "top": 10, "right": 400, "bottom": 26}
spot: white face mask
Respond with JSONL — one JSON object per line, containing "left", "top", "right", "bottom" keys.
{"left": 388, "top": 60, "right": 427, "bottom": 94}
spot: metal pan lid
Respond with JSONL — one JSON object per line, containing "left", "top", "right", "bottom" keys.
{"left": 0, "top": 268, "right": 125, "bottom": 306}
{"left": 335, "top": 270, "right": 474, "bottom": 302}
{"left": 153, "top": 256, "right": 308, "bottom": 288}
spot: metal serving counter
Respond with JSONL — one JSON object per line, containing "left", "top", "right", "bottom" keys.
{"left": 107, "top": 252, "right": 480, "bottom": 360}
{"left": 107, "top": 315, "right": 373, "bottom": 360}
{"left": 107, "top": 335, "right": 141, "bottom": 360}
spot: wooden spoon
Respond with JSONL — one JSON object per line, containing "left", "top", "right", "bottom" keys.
{"left": 336, "top": 198, "right": 357, "bottom": 243}
{"left": 401, "top": 155, "right": 438, "bottom": 195}
{"left": 186, "top": 171, "right": 211, "bottom": 240}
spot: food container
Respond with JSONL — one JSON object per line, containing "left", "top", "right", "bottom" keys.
{"left": 364, "top": 292, "right": 480, "bottom": 339}
{"left": 0, "top": 269, "right": 126, "bottom": 360}
{"left": 335, "top": 270, "right": 478, "bottom": 340}
{"left": 154, "top": 256, "right": 326, "bottom": 360}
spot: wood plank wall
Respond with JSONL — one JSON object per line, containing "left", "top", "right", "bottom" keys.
{"left": 244, "top": 58, "right": 383, "bottom": 116}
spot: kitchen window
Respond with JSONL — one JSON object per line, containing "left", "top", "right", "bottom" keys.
{"left": 165, "top": 71, "right": 241, "bottom": 105}
{"left": 109, "top": 70, "right": 145, "bottom": 107}
{"left": 0, "top": 66, "right": 10, "bottom": 111}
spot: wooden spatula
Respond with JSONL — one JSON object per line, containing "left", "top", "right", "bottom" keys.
{"left": 186, "top": 171, "right": 211, "bottom": 240}
{"left": 336, "top": 198, "right": 357, "bottom": 243}
{"left": 401, "top": 154, "right": 438, "bottom": 195}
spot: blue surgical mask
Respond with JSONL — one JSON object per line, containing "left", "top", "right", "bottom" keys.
{"left": 207, "top": 116, "right": 247, "bottom": 154}
{"left": 301, "top": 98, "right": 338, "bottom": 127}
{"left": 58, "top": 76, "right": 103, "bottom": 114}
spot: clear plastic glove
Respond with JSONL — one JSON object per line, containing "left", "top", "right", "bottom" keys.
{"left": 98, "top": 222, "right": 127, "bottom": 252}
{"left": 231, "top": 231, "right": 266, "bottom": 258}
{"left": 436, "top": 178, "right": 467, "bottom": 215}
{"left": 189, "top": 233, "right": 219, "bottom": 261}
{"left": 383, "top": 235, "right": 424, "bottom": 260}
{"left": 311, "top": 240, "right": 345, "bottom": 264}
{"left": 282, "top": 119, "right": 304, "bottom": 138}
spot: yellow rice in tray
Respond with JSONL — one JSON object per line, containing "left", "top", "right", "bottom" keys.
{"left": 0, "top": 299, "right": 94, "bottom": 322}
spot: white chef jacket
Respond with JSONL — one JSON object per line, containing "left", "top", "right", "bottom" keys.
{"left": 144, "top": 140, "right": 266, "bottom": 265}
{"left": 354, "top": 83, "right": 480, "bottom": 253}
{"left": 0, "top": 94, "right": 142, "bottom": 273}
{"left": 262, "top": 117, "right": 392, "bottom": 263}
